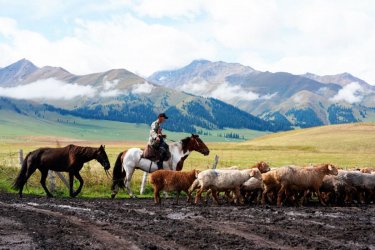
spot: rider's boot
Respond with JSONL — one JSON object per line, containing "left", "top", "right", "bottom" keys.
{"left": 157, "top": 161, "right": 163, "bottom": 170}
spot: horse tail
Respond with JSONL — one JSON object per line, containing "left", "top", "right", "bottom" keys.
{"left": 13, "top": 152, "right": 32, "bottom": 190}
{"left": 111, "top": 151, "right": 126, "bottom": 191}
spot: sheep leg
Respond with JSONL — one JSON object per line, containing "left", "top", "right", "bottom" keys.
{"left": 212, "top": 189, "right": 222, "bottom": 205}
{"left": 316, "top": 189, "right": 327, "bottom": 206}
{"left": 359, "top": 191, "right": 366, "bottom": 204}
{"left": 174, "top": 191, "right": 180, "bottom": 205}
{"left": 249, "top": 190, "right": 258, "bottom": 204}
{"left": 224, "top": 191, "right": 234, "bottom": 204}
{"left": 233, "top": 187, "right": 243, "bottom": 205}
{"left": 277, "top": 185, "right": 286, "bottom": 207}
{"left": 256, "top": 190, "right": 262, "bottom": 205}
{"left": 205, "top": 189, "right": 212, "bottom": 203}
{"left": 186, "top": 189, "right": 193, "bottom": 204}
{"left": 261, "top": 187, "right": 269, "bottom": 205}
{"left": 154, "top": 188, "right": 160, "bottom": 204}
{"left": 300, "top": 190, "right": 309, "bottom": 206}
{"left": 195, "top": 188, "right": 205, "bottom": 204}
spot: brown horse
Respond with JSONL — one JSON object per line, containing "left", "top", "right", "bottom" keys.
{"left": 13, "top": 144, "right": 110, "bottom": 198}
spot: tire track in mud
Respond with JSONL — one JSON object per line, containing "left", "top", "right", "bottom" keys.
{"left": 0, "top": 202, "right": 139, "bottom": 250}
{"left": 1, "top": 193, "right": 375, "bottom": 250}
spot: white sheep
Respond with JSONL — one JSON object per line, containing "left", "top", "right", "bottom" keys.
{"left": 189, "top": 169, "right": 258, "bottom": 205}
{"left": 241, "top": 169, "right": 263, "bottom": 204}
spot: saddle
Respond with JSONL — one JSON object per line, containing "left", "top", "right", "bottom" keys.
{"left": 141, "top": 145, "right": 159, "bottom": 162}
{"left": 141, "top": 144, "right": 171, "bottom": 162}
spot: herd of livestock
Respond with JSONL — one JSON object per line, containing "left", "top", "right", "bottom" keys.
{"left": 10, "top": 143, "right": 375, "bottom": 207}
{"left": 149, "top": 162, "right": 375, "bottom": 206}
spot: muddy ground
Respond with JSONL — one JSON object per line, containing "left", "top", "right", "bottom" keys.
{"left": 0, "top": 192, "right": 374, "bottom": 250}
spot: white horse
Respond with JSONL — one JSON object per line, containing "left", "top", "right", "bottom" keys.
{"left": 111, "top": 134, "right": 209, "bottom": 198}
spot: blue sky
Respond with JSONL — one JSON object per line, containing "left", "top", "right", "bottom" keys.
{"left": 0, "top": 0, "right": 374, "bottom": 84}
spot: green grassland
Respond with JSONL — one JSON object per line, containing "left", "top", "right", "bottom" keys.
{"left": 0, "top": 110, "right": 267, "bottom": 143}
{"left": 1, "top": 111, "right": 375, "bottom": 198}
{"left": 0, "top": 110, "right": 267, "bottom": 197}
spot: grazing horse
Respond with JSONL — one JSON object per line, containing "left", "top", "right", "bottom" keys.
{"left": 111, "top": 134, "right": 209, "bottom": 198}
{"left": 13, "top": 144, "right": 110, "bottom": 198}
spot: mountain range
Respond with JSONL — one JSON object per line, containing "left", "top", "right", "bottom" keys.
{"left": 1, "top": 58, "right": 374, "bottom": 134}
{"left": 149, "top": 60, "right": 375, "bottom": 128}
{"left": 0, "top": 59, "right": 286, "bottom": 133}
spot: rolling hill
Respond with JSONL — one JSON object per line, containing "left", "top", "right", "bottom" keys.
{"left": 243, "top": 122, "right": 375, "bottom": 154}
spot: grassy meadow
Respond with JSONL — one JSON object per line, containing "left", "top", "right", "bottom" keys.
{"left": 1, "top": 118, "right": 375, "bottom": 198}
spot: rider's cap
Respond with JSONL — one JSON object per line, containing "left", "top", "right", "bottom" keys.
{"left": 158, "top": 113, "right": 168, "bottom": 119}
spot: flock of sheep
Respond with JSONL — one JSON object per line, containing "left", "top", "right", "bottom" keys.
{"left": 149, "top": 162, "right": 375, "bottom": 206}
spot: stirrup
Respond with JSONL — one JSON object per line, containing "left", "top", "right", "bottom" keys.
{"left": 157, "top": 161, "right": 163, "bottom": 170}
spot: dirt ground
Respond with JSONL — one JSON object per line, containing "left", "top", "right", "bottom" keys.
{"left": 0, "top": 192, "right": 374, "bottom": 250}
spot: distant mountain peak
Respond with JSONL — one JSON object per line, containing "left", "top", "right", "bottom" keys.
{"left": 148, "top": 59, "right": 257, "bottom": 89}
{"left": 302, "top": 72, "right": 371, "bottom": 89}
{"left": 190, "top": 59, "right": 211, "bottom": 65}
{"left": 7, "top": 58, "right": 37, "bottom": 69}
{"left": 0, "top": 58, "right": 39, "bottom": 86}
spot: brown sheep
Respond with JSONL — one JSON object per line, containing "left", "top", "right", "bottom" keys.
{"left": 360, "top": 168, "right": 375, "bottom": 174}
{"left": 150, "top": 169, "right": 199, "bottom": 204}
{"left": 251, "top": 161, "right": 271, "bottom": 173}
{"left": 261, "top": 169, "right": 283, "bottom": 205}
{"left": 276, "top": 164, "right": 338, "bottom": 206}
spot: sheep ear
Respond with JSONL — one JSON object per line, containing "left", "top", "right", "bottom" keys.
{"left": 249, "top": 170, "right": 255, "bottom": 177}
{"left": 195, "top": 170, "right": 200, "bottom": 178}
{"left": 328, "top": 165, "right": 332, "bottom": 171}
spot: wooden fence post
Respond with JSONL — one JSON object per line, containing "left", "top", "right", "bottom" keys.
{"left": 18, "top": 149, "right": 23, "bottom": 168}
{"left": 49, "top": 172, "right": 55, "bottom": 192}
{"left": 55, "top": 172, "right": 70, "bottom": 189}
{"left": 212, "top": 155, "right": 219, "bottom": 169}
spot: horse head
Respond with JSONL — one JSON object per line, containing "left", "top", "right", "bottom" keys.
{"left": 187, "top": 134, "right": 210, "bottom": 156}
{"left": 96, "top": 145, "right": 111, "bottom": 172}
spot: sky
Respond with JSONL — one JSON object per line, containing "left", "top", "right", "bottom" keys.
{"left": 0, "top": 0, "right": 374, "bottom": 84}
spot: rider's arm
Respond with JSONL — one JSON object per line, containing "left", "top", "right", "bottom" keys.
{"left": 150, "top": 122, "right": 159, "bottom": 140}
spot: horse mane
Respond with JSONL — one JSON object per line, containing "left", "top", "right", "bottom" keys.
{"left": 180, "top": 137, "right": 191, "bottom": 153}
{"left": 67, "top": 144, "right": 96, "bottom": 158}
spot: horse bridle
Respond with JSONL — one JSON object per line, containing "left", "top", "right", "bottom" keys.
{"left": 96, "top": 151, "right": 111, "bottom": 177}
{"left": 191, "top": 137, "right": 207, "bottom": 154}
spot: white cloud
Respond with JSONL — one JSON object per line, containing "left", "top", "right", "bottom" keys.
{"left": 100, "top": 89, "right": 122, "bottom": 97}
{"left": 134, "top": 0, "right": 202, "bottom": 19}
{"left": 132, "top": 81, "right": 154, "bottom": 94}
{"left": 180, "top": 80, "right": 210, "bottom": 94}
{"left": 261, "top": 92, "right": 278, "bottom": 100}
{"left": 1, "top": 1, "right": 375, "bottom": 84}
{"left": 181, "top": 81, "right": 276, "bottom": 102}
{"left": 330, "top": 82, "right": 364, "bottom": 104}
{"left": 0, "top": 77, "right": 129, "bottom": 99}
{"left": 103, "top": 79, "right": 119, "bottom": 90}
{"left": 0, "top": 78, "right": 96, "bottom": 100}
{"left": 0, "top": 14, "right": 216, "bottom": 77}
{"left": 211, "top": 83, "right": 259, "bottom": 102}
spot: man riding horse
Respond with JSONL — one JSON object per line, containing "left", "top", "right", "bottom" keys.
{"left": 147, "top": 113, "right": 171, "bottom": 169}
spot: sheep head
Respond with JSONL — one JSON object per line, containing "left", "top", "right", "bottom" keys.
{"left": 194, "top": 169, "right": 200, "bottom": 178}
{"left": 250, "top": 169, "right": 262, "bottom": 180}
{"left": 260, "top": 161, "right": 271, "bottom": 173}
{"left": 327, "top": 164, "right": 339, "bottom": 175}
